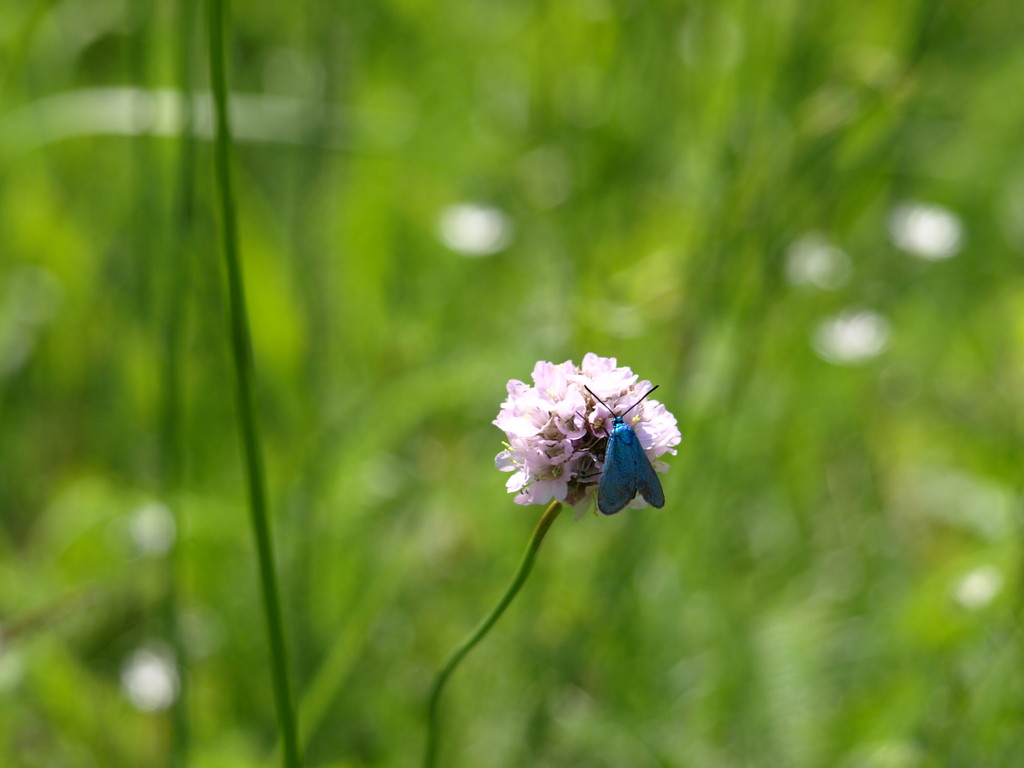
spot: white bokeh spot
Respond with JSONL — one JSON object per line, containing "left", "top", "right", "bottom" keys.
{"left": 813, "top": 309, "right": 890, "bottom": 365}
{"left": 785, "top": 232, "right": 851, "bottom": 290}
{"left": 889, "top": 201, "right": 963, "bottom": 261}
{"left": 438, "top": 203, "right": 512, "bottom": 256}
{"left": 121, "top": 645, "right": 179, "bottom": 712}
{"left": 129, "top": 501, "right": 176, "bottom": 557}
{"left": 954, "top": 565, "right": 1002, "bottom": 610}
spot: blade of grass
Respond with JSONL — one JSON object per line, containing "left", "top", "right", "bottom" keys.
{"left": 161, "top": 0, "right": 200, "bottom": 765}
{"left": 205, "top": 0, "right": 302, "bottom": 765}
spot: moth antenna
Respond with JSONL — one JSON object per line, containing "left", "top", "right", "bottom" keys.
{"left": 583, "top": 385, "right": 613, "bottom": 413}
{"left": 619, "top": 385, "right": 659, "bottom": 419}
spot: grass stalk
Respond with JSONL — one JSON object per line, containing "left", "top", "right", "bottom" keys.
{"left": 205, "top": 0, "right": 302, "bottom": 765}
{"left": 162, "top": 0, "right": 200, "bottom": 764}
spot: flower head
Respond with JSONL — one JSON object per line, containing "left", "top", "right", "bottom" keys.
{"left": 494, "top": 354, "right": 681, "bottom": 515}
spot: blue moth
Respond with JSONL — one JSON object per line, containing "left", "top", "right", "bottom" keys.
{"left": 585, "top": 385, "right": 666, "bottom": 516}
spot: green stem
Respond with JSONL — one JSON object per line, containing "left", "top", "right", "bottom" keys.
{"left": 424, "top": 500, "right": 563, "bottom": 768}
{"left": 206, "top": 2, "right": 302, "bottom": 766}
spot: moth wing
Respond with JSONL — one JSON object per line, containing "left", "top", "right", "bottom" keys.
{"left": 597, "top": 430, "right": 639, "bottom": 516}
{"left": 636, "top": 444, "right": 665, "bottom": 508}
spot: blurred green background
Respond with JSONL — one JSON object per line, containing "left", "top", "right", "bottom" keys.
{"left": 3, "top": 0, "right": 1024, "bottom": 766}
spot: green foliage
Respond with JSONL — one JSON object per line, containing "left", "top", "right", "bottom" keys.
{"left": 2, "top": 0, "right": 1024, "bottom": 765}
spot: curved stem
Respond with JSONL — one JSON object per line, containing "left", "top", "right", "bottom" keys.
{"left": 206, "top": 1, "right": 301, "bottom": 765}
{"left": 424, "top": 500, "right": 563, "bottom": 768}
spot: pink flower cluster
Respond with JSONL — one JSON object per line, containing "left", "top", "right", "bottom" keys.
{"left": 493, "top": 354, "right": 681, "bottom": 514}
